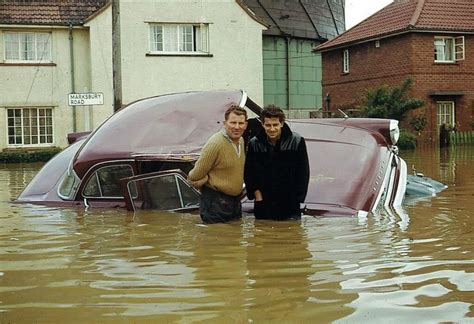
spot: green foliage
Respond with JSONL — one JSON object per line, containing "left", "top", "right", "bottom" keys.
{"left": 0, "top": 148, "right": 62, "bottom": 163}
{"left": 409, "top": 114, "right": 427, "bottom": 133}
{"left": 360, "top": 79, "right": 424, "bottom": 121}
{"left": 397, "top": 129, "right": 417, "bottom": 150}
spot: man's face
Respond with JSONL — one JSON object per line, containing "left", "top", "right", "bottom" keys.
{"left": 224, "top": 112, "right": 247, "bottom": 142}
{"left": 263, "top": 117, "right": 283, "bottom": 141}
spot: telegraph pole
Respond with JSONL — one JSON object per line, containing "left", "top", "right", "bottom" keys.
{"left": 112, "top": 0, "right": 122, "bottom": 112}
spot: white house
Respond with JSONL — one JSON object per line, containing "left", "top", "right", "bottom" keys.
{"left": 0, "top": 0, "right": 266, "bottom": 151}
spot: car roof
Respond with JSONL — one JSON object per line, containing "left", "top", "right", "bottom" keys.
{"left": 72, "top": 90, "right": 246, "bottom": 178}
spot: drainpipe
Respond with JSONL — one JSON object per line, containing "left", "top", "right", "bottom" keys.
{"left": 69, "top": 24, "right": 76, "bottom": 132}
{"left": 286, "top": 36, "right": 291, "bottom": 111}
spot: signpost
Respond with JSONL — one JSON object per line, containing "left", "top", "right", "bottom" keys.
{"left": 68, "top": 93, "right": 104, "bottom": 106}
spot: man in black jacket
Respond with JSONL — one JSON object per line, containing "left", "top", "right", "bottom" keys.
{"left": 244, "top": 105, "right": 310, "bottom": 220}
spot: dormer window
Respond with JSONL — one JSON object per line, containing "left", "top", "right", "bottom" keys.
{"left": 343, "top": 49, "right": 349, "bottom": 73}
{"left": 434, "top": 36, "right": 464, "bottom": 62}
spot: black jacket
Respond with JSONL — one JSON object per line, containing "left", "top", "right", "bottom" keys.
{"left": 244, "top": 123, "right": 310, "bottom": 219}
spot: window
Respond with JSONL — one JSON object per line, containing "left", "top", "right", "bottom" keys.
{"left": 343, "top": 49, "right": 349, "bottom": 73}
{"left": 437, "top": 101, "right": 455, "bottom": 126}
{"left": 7, "top": 108, "right": 54, "bottom": 146}
{"left": 130, "top": 173, "right": 199, "bottom": 211}
{"left": 434, "top": 36, "right": 464, "bottom": 62}
{"left": 149, "top": 23, "right": 209, "bottom": 54}
{"left": 83, "top": 164, "right": 136, "bottom": 198}
{"left": 4, "top": 32, "right": 52, "bottom": 62}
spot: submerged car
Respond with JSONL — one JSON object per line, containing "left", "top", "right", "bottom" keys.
{"left": 18, "top": 90, "right": 415, "bottom": 217}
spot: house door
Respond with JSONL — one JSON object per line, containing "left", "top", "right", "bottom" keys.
{"left": 437, "top": 101, "right": 455, "bottom": 147}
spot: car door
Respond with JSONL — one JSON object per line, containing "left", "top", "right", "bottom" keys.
{"left": 120, "top": 169, "right": 200, "bottom": 212}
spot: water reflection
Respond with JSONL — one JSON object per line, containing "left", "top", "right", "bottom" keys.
{"left": 1, "top": 146, "right": 474, "bottom": 322}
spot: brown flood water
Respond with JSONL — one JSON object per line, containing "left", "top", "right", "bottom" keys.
{"left": 0, "top": 146, "right": 473, "bottom": 323}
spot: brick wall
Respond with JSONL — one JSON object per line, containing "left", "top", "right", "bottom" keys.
{"left": 321, "top": 32, "right": 474, "bottom": 143}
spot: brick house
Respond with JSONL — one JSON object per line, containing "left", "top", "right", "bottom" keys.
{"left": 314, "top": 0, "right": 474, "bottom": 143}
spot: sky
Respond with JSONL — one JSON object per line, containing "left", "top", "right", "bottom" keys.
{"left": 345, "top": 0, "right": 394, "bottom": 29}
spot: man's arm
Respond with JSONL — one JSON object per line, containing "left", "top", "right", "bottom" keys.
{"left": 244, "top": 141, "right": 259, "bottom": 200}
{"left": 188, "top": 139, "right": 218, "bottom": 181}
{"left": 296, "top": 137, "right": 310, "bottom": 203}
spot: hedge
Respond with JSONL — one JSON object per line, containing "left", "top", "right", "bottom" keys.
{"left": 0, "top": 147, "right": 62, "bottom": 163}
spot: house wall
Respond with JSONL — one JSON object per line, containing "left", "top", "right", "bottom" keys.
{"left": 118, "top": 0, "right": 265, "bottom": 105}
{"left": 86, "top": 7, "right": 115, "bottom": 130}
{"left": 263, "top": 37, "right": 323, "bottom": 117}
{"left": 0, "top": 27, "right": 93, "bottom": 149}
{"left": 0, "top": 1, "right": 265, "bottom": 151}
{"left": 321, "top": 33, "right": 474, "bottom": 143}
{"left": 322, "top": 34, "right": 413, "bottom": 110}
{"left": 409, "top": 33, "right": 474, "bottom": 141}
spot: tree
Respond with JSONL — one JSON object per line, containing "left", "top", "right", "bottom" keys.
{"left": 360, "top": 78, "right": 424, "bottom": 121}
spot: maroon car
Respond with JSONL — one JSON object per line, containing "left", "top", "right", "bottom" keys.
{"left": 17, "top": 90, "right": 406, "bottom": 217}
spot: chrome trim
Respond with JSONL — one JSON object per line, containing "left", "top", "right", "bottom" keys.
{"left": 371, "top": 153, "right": 394, "bottom": 212}
{"left": 357, "top": 210, "right": 369, "bottom": 219}
{"left": 239, "top": 90, "right": 248, "bottom": 108}
{"left": 175, "top": 174, "right": 184, "bottom": 208}
{"left": 392, "top": 158, "right": 407, "bottom": 206}
{"left": 389, "top": 120, "right": 400, "bottom": 145}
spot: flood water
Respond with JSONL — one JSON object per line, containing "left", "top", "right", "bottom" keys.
{"left": 1, "top": 146, "right": 473, "bottom": 323}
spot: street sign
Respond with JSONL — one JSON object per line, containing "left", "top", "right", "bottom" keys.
{"left": 68, "top": 93, "right": 104, "bottom": 106}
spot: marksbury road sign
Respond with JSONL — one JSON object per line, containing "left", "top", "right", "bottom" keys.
{"left": 68, "top": 93, "right": 104, "bottom": 106}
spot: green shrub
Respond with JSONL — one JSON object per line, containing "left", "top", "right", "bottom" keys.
{"left": 0, "top": 147, "right": 62, "bottom": 163}
{"left": 397, "top": 129, "right": 417, "bottom": 150}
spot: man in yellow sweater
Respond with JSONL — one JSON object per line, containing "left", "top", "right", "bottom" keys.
{"left": 188, "top": 106, "right": 248, "bottom": 223}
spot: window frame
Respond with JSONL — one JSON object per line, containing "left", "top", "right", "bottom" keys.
{"left": 3, "top": 31, "right": 52, "bottom": 63}
{"left": 342, "top": 49, "right": 349, "bottom": 73}
{"left": 82, "top": 164, "right": 137, "bottom": 199}
{"left": 436, "top": 101, "right": 455, "bottom": 127}
{"left": 434, "top": 36, "right": 464, "bottom": 63}
{"left": 6, "top": 107, "right": 55, "bottom": 147}
{"left": 121, "top": 170, "right": 200, "bottom": 212}
{"left": 148, "top": 23, "right": 210, "bottom": 55}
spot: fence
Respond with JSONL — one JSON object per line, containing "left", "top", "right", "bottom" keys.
{"left": 449, "top": 131, "right": 474, "bottom": 146}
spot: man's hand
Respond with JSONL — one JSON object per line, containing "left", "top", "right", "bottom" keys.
{"left": 188, "top": 175, "right": 209, "bottom": 189}
{"left": 254, "top": 190, "right": 263, "bottom": 201}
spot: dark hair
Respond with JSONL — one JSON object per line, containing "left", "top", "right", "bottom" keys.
{"left": 261, "top": 104, "right": 285, "bottom": 123}
{"left": 225, "top": 105, "right": 247, "bottom": 120}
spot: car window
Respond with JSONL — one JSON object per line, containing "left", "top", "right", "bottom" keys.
{"left": 140, "top": 174, "right": 181, "bottom": 210}
{"left": 127, "top": 173, "right": 199, "bottom": 211}
{"left": 177, "top": 177, "right": 199, "bottom": 208}
{"left": 83, "top": 164, "right": 136, "bottom": 198}
{"left": 58, "top": 170, "right": 79, "bottom": 199}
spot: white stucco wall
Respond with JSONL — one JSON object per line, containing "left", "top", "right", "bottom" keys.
{"left": 116, "top": 0, "right": 265, "bottom": 104}
{"left": 0, "top": 27, "right": 93, "bottom": 149}
{"left": 0, "top": 0, "right": 265, "bottom": 150}
{"left": 85, "top": 8, "right": 115, "bottom": 130}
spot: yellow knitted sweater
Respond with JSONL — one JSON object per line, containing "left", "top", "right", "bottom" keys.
{"left": 188, "top": 132, "right": 245, "bottom": 197}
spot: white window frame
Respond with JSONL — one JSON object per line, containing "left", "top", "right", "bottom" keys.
{"left": 149, "top": 23, "right": 209, "bottom": 55}
{"left": 6, "top": 107, "right": 55, "bottom": 147}
{"left": 436, "top": 101, "right": 455, "bottom": 127}
{"left": 3, "top": 31, "right": 52, "bottom": 63}
{"left": 343, "top": 49, "right": 349, "bottom": 73}
{"left": 434, "top": 36, "right": 464, "bottom": 63}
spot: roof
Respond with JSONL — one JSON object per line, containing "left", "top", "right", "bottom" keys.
{"left": 241, "top": 0, "right": 344, "bottom": 40}
{"left": 72, "top": 90, "right": 248, "bottom": 178}
{"left": 0, "top": 0, "right": 343, "bottom": 41}
{"left": 315, "top": 0, "right": 474, "bottom": 52}
{"left": 0, "top": 0, "right": 108, "bottom": 26}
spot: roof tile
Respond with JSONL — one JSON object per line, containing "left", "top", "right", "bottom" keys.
{"left": 0, "top": 1, "right": 108, "bottom": 26}
{"left": 316, "top": 0, "right": 474, "bottom": 51}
